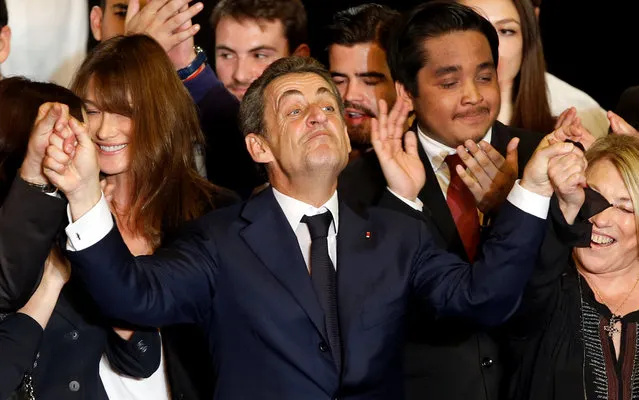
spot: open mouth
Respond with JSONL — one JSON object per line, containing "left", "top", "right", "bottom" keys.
{"left": 591, "top": 233, "right": 615, "bottom": 247}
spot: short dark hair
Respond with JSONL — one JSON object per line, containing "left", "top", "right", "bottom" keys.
{"left": 210, "top": 0, "right": 308, "bottom": 54}
{"left": 531, "top": 0, "right": 542, "bottom": 7}
{"left": 386, "top": 1, "right": 499, "bottom": 97}
{"left": 325, "top": 4, "right": 400, "bottom": 49}
{"left": 239, "top": 56, "right": 344, "bottom": 138}
{"left": 0, "top": 0, "right": 8, "bottom": 28}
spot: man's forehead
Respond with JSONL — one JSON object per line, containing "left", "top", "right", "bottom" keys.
{"left": 267, "top": 72, "right": 331, "bottom": 96}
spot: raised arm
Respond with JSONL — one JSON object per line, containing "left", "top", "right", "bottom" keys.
{"left": 0, "top": 103, "right": 72, "bottom": 311}
{"left": 410, "top": 138, "right": 583, "bottom": 326}
{"left": 42, "top": 116, "right": 217, "bottom": 327}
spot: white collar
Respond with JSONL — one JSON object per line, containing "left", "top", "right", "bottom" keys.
{"left": 272, "top": 188, "right": 339, "bottom": 234}
{"left": 417, "top": 126, "right": 493, "bottom": 172}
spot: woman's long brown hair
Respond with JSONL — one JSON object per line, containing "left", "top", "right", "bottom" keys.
{"left": 71, "top": 35, "right": 223, "bottom": 249}
{"left": 508, "top": 0, "right": 555, "bottom": 134}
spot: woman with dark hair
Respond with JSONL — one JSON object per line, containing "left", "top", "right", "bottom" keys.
{"left": 66, "top": 34, "right": 237, "bottom": 400}
{"left": 0, "top": 76, "right": 162, "bottom": 399}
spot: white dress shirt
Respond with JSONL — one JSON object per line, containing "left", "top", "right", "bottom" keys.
{"left": 272, "top": 188, "right": 340, "bottom": 270}
{"left": 99, "top": 343, "right": 171, "bottom": 400}
{"left": 545, "top": 72, "right": 609, "bottom": 139}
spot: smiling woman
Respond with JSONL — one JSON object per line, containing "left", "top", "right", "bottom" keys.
{"left": 69, "top": 34, "right": 238, "bottom": 400}
{"left": 504, "top": 134, "right": 639, "bottom": 400}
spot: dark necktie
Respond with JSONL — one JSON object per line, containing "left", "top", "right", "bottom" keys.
{"left": 301, "top": 212, "right": 342, "bottom": 371}
{"left": 444, "top": 154, "right": 481, "bottom": 262}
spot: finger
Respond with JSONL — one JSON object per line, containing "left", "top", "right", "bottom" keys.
{"left": 504, "top": 137, "right": 519, "bottom": 175}
{"left": 478, "top": 140, "right": 507, "bottom": 169}
{"left": 458, "top": 145, "right": 492, "bottom": 189}
{"left": 53, "top": 104, "right": 70, "bottom": 133}
{"left": 538, "top": 141, "right": 577, "bottom": 164}
{"left": 457, "top": 164, "right": 483, "bottom": 199}
{"left": 377, "top": 99, "right": 389, "bottom": 141}
{"left": 554, "top": 108, "right": 569, "bottom": 129}
{"left": 466, "top": 140, "right": 500, "bottom": 180}
{"left": 164, "top": 24, "right": 200, "bottom": 50}
{"left": 404, "top": 131, "right": 419, "bottom": 157}
{"left": 46, "top": 144, "right": 72, "bottom": 166}
{"left": 156, "top": 0, "right": 191, "bottom": 21}
{"left": 386, "top": 98, "right": 404, "bottom": 140}
{"left": 69, "top": 118, "right": 93, "bottom": 147}
{"left": 42, "top": 153, "right": 68, "bottom": 175}
{"left": 125, "top": 0, "right": 142, "bottom": 28}
{"left": 165, "top": 2, "right": 203, "bottom": 32}
{"left": 49, "top": 130, "right": 66, "bottom": 149}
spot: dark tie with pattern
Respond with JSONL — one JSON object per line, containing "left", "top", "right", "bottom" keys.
{"left": 444, "top": 154, "right": 481, "bottom": 262}
{"left": 301, "top": 211, "right": 342, "bottom": 371}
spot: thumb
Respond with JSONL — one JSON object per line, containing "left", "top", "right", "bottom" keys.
{"left": 505, "top": 137, "right": 519, "bottom": 169}
{"left": 34, "top": 103, "right": 59, "bottom": 133}
{"left": 125, "top": 0, "right": 140, "bottom": 28}
{"left": 404, "top": 131, "right": 419, "bottom": 157}
{"left": 69, "top": 118, "right": 92, "bottom": 147}
{"left": 538, "top": 141, "right": 575, "bottom": 163}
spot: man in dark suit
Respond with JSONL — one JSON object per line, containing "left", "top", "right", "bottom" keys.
{"left": 44, "top": 53, "right": 578, "bottom": 399}
{"left": 339, "top": 3, "right": 545, "bottom": 400}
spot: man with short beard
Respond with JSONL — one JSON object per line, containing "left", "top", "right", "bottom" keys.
{"left": 325, "top": 4, "right": 403, "bottom": 161}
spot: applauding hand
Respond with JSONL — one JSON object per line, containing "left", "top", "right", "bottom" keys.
{"left": 371, "top": 99, "right": 424, "bottom": 201}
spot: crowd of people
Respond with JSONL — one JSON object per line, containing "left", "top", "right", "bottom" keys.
{"left": 1, "top": 1, "right": 639, "bottom": 400}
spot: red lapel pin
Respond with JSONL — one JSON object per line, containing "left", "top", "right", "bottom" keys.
{"left": 365, "top": 231, "right": 372, "bottom": 239}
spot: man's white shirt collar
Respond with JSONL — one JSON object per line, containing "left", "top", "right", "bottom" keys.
{"left": 272, "top": 188, "right": 339, "bottom": 235}
{"left": 416, "top": 125, "right": 493, "bottom": 172}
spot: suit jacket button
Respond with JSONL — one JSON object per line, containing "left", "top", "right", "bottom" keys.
{"left": 65, "top": 330, "right": 79, "bottom": 340}
{"left": 481, "top": 357, "right": 494, "bottom": 368}
{"left": 319, "top": 342, "right": 329, "bottom": 352}
{"left": 68, "top": 380, "right": 80, "bottom": 392}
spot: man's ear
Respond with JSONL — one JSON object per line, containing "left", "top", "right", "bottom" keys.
{"left": 90, "top": 6, "right": 104, "bottom": 42}
{"left": 395, "top": 81, "right": 415, "bottom": 108}
{"left": 245, "top": 133, "right": 275, "bottom": 164}
{"left": 292, "top": 43, "right": 310, "bottom": 58}
{"left": 534, "top": 7, "right": 540, "bottom": 21}
{"left": 0, "top": 26, "right": 11, "bottom": 64}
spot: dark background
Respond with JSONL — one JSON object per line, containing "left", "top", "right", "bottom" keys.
{"left": 89, "top": 0, "right": 637, "bottom": 111}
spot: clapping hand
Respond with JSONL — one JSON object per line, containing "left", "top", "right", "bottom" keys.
{"left": 371, "top": 99, "right": 425, "bottom": 201}
{"left": 454, "top": 138, "right": 519, "bottom": 214}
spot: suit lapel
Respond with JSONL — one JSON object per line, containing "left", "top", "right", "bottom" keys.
{"left": 239, "top": 189, "right": 327, "bottom": 340}
{"left": 490, "top": 121, "right": 510, "bottom": 158}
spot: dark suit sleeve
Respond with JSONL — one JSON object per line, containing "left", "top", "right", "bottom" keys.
{"left": 66, "top": 221, "right": 217, "bottom": 328}
{"left": 507, "top": 196, "right": 592, "bottom": 337}
{"left": 410, "top": 201, "right": 547, "bottom": 327}
{"left": 104, "top": 329, "right": 162, "bottom": 379}
{"left": 0, "top": 313, "right": 43, "bottom": 399}
{"left": 0, "top": 179, "right": 66, "bottom": 311}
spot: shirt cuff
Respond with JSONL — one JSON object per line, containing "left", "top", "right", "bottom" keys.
{"left": 506, "top": 179, "right": 550, "bottom": 220}
{"left": 65, "top": 194, "right": 114, "bottom": 251}
{"left": 387, "top": 187, "right": 424, "bottom": 211}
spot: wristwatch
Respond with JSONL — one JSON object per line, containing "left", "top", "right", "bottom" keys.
{"left": 23, "top": 179, "right": 58, "bottom": 194}
{"left": 177, "top": 46, "right": 207, "bottom": 80}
